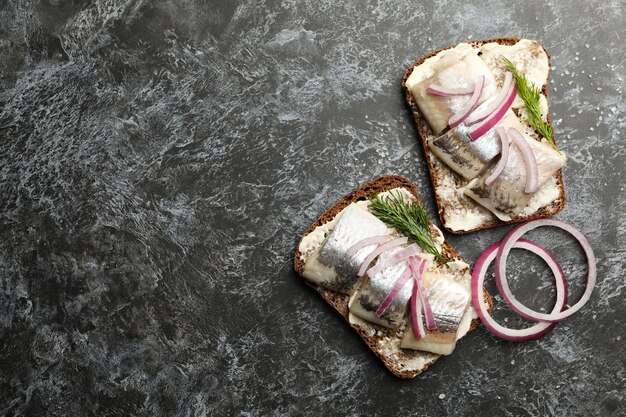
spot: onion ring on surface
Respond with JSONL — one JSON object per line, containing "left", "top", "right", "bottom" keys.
{"left": 472, "top": 239, "right": 567, "bottom": 341}
{"left": 495, "top": 219, "right": 596, "bottom": 323}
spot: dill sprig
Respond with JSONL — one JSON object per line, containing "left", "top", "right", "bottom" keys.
{"left": 369, "top": 191, "right": 447, "bottom": 265}
{"left": 502, "top": 57, "right": 558, "bottom": 151}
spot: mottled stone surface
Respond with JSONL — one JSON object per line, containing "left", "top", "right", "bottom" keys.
{"left": 0, "top": 1, "right": 624, "bottom": 416}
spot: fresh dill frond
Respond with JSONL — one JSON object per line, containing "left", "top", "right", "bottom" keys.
{"left": 502, "top": 57, "right": 559, "bottom": 151}
{"left": 369, "top": 191, "right": 447, "bottom": 265}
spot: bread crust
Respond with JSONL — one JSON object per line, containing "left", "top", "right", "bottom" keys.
{"left": 293, "top": 175, "right": 493, "bottom": 378}
{"left": 402, "top": 37, "right": 566, "bottom": 234}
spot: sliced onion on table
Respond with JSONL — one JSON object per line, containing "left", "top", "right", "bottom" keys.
{"left": 465, "top": 72, "right": 513, "bottom": 125}
{"left": 468, "top": 73, "right": 517, "bottom": 141}
{"left": 508, "top": 128, "right": 538, "bottom": 193}
{"left": 448, "top": 75, "right": 485, "bottom": 128}
{"left": 346, "top": 235, "right": 392, "bottom": 257}
{"left": 376, "top": 265, "right": 412, "bottom": 317}
{"left": 485, "top": 127, "right": 510, "bottom": 186}
{"left": 409, "top": 256, "right": 437, "bottom": 331}
{"left": 426, "top": 84, "right": 475, "bottom": 96}
{"left": 366, "top": 244, "right": 421, "bottom": 278}
{"left": 495, "top": 219, "right": 597, "bottom": 323}
{"left": 472, "top": 239, "right": 568, "bottom": 342}
{"left": 357, "top": 237, "right": 408, "bottom": 277}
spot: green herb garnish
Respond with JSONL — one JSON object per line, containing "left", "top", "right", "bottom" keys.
{"left": 369, "top": 191, "right": 447, "bottom": 264}
{"left": 502, "top": 57, "right": 558, "bottom": 151}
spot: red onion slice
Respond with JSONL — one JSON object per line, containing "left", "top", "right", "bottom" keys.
{"left": 426, "top": 84, "right": 475, "bottom": 96}
{"left": 357, "top": 237, "right": 408, "bottom": 277}
{"left": 485, "top": 127, "right": 510, "bottom": 186}
{"left": 472, "top": 239, "right": 567, "bottom": 342}
{"left": 375, "top": 264, "right": 412, "bottom": 318}
{"left": 410, "top": 271, "right": 426, "bottom": 340}
{"left": 468, "top": 75, "right": 517, "bottom": 141}
{"left": 366, "top": 244, "right": 421, "bottom": 278}
{"left": 408, "top": 256, "right": 437, "bottom": 331}
{"left": 346, "top": 235, "right": 392, "bottom": 257}
{"left": 508, "top": 128, "right": 538, "bottom": 193}
{"left": 465, "top": 72, "right": 513, "bottom": 125}
{"left": 448, "top": 75, "right": 485, "bottom": 128}
{"left": 495, "top": 219, "right": 597, "bottom": 323}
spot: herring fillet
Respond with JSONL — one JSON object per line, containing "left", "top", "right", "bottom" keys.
{"left": 348, "top": 247, "right": 414, "bottom": 328}
{"left": 401, "top": 273, "right": 470, "bottom": 355}
{"left": 427, "top": 110, "right": 523, "bottom": 180}
{"left": 464, "top": 129, "right": 566, "bottom": 221}
{"left": 411, "top": 53, "right": 497, "bottom": 135}
{"left": 302, "top": 203, "right": 390, "bottom": 294}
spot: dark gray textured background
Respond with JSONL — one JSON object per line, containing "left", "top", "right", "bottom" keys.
{"left": 0, "top": 1, "right": 624, "bottom": 416}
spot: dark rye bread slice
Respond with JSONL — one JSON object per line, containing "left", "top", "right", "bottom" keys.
{"left": 293, "top": 175, "right": 492, "bottom": 379}
{"left": 402, "top": 37, "right": 566, "bottom": 234}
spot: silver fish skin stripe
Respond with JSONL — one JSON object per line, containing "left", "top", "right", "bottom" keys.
{"left": 428, "top": 128, "right": 494, "bottom": 180}
{"left": 464, "top": 131, "right": 566, "bottom": 220}
{"left": 412, "top": 53, "right": 497, "bottom": 135}
{"left": 424, "top": 277, "right": 470, "bottom": 335}
{"left": 316, "top": 204, "right": 389, "bottom": 293}
{"left": 350, "top": 247, "right": 413, "bottom": 328}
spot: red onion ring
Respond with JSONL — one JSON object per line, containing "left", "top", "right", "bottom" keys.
{"left": 495, "top": 219, "right": 597, "bottom": 323}
{"left": 485, "top": 127, "right": 510, "bottom": 186}
{"left": 448, "top": 75, "right": 485, "bottom": 128}
{"left": 472, "top": 239, "right": 567, "bottom": 341}
{"left": 468, "top": 74, "right": 517, "bottom": 141}
{"left": 426, "top": 84, "right": 475, "bottom": 96}
{"left": 508, "top": 128, "right": 538, "bottom": 193}
{"left": 465, "top": 72, "right": 513, "bottom": 125}
{"left": 408, "top": 256, "right": 437, "bottom": 331}
{"left": 357, "top": 237, "right": 408, "bottom": 277}
{"left": 410, "top": 270, "right": 426, "bottom": 339}
{"left": 375, "top": 264, "right": 412, "bottom": 318}
{"left": 366, "top": 244, "right": 421, "bottom": 278}
{"left": 346, "top": 235, "right": 392, "bottom": 257}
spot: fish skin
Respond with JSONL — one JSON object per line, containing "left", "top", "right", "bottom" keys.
{"left": 464, "top": 129, "right": 566, "bottom": 220}
{"left": 428, "top": 130, "right": 489, "bottom": 180}
{"left": 314, "top": 203, "right": 390, "bottom": 293}
{"left": 427, "top": 110, "right": 521, "bottom": 180}
{"left": 412, "top": 53, "right": 497, "bottom": 135}
{"left": 348, "top": 247, "right": 414, "bottom": 328}
{"left": 424, "top": 276, "right": 470, "bottom": 335}
{"left": 400, "top": 272, "right": 471, "bottom": 355}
